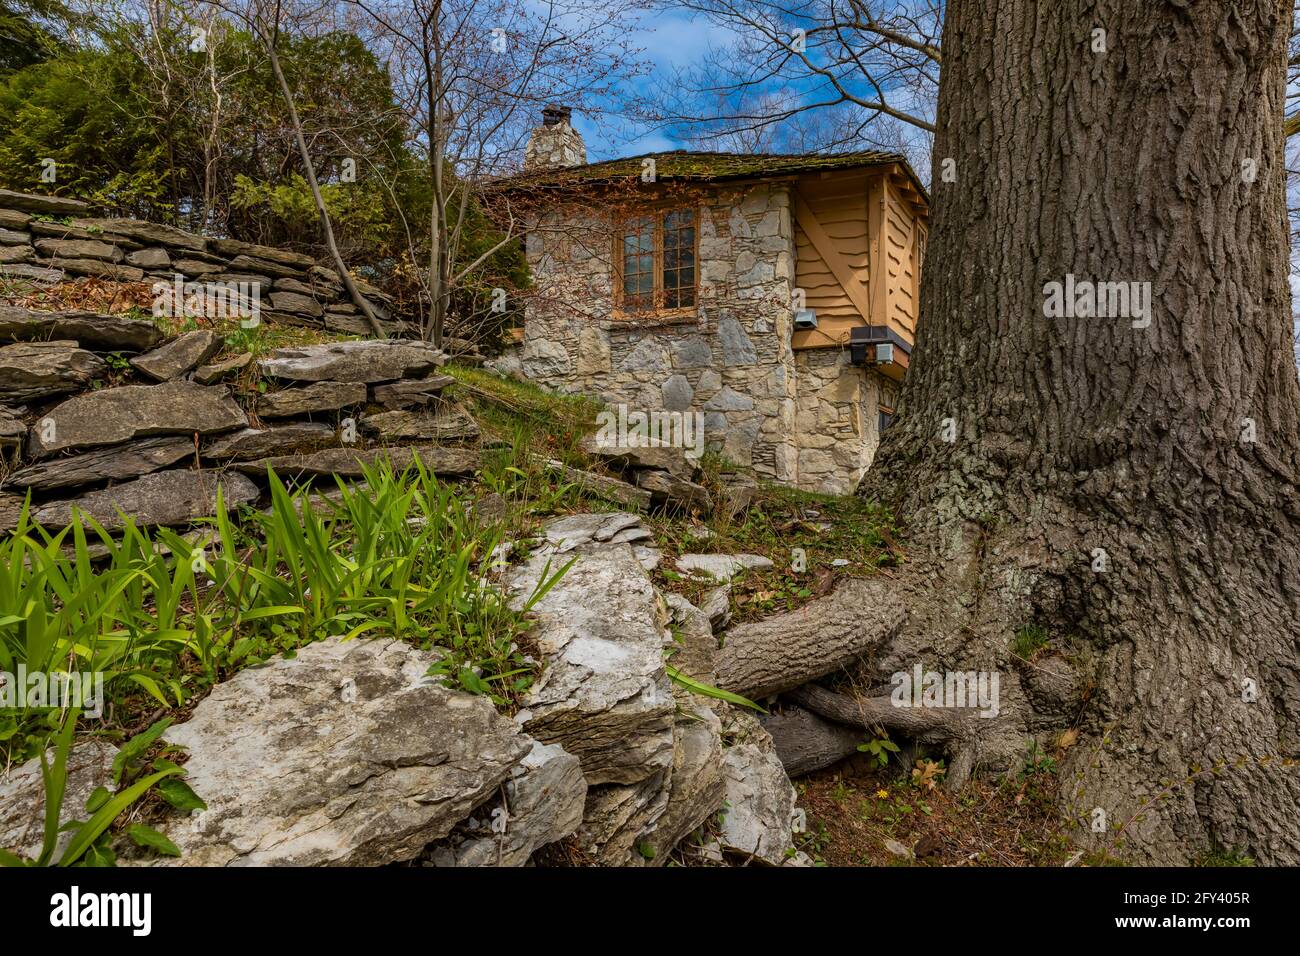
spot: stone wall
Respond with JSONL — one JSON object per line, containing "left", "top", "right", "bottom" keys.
{"left": 512, "top": 180, "right": 891, "bottom": 492}
{"left": 0, "top": 188, "right": 397, "bottom": 335}
{"left": 517, "top": 181, "right": 801, "bottom": 483}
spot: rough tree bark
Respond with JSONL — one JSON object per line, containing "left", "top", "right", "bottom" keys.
{"left": 856, "top": 0, "right": 1300, "bottom": 864}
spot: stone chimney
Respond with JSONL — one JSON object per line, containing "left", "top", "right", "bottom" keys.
{"left": 523, "top": 105, "right": 586, "bottom": 171}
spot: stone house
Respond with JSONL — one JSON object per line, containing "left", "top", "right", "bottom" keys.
{"left": 492, "top": 108, "right": 929, "bottom": 494}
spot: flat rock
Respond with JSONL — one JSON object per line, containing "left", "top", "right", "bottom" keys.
{"left": 126, "top": 247, "right": 170, "bottom": 269}
{"left": 72, "top": 217, "right": 206, "bottom": 252}
{"left": 359, "top": 407, "right": 479, "bottom": 443}
{"left": 0, "top": 407, "right": 23, "bottom": 448}
{"left": 20, "top": 468, "right": 258, "bottom": 533}
{"left": 699, "top": 584, "right": 732, "bottom": 632}
{"left": 0, "top": 244, "right": 32, "bottom": 263}
{"left": 676, "top": 552, "right": 773, "bottom": 580}
{"left": 257, "top": 381, "right": 367, "bottom": 417}
{"left": 0, "top": 340, "right": 106, "bottom": 401}
{"left": 371, "top": 375, "right": 455, "bottom": 408}
{"left": 258, "top": 340, "right": 446, "bottom": 384}
{"left": 0, "top": 740, "right": 118, "bottom": 861}
{"left": 225, "top": 254, "right": 305, "bottom": 279}
{"left": 28, "top": 380, "right": 247, "bottom": 456}
{"left": 580, "top": 434, "right": 696, "bottom": 480}
{"left": 202, "top": 423, "right": 335, "bottom": 462}
{"left": 0, "top": 208, "right": 31, "bottom": 229}
{"left": 0, "top": 189, "right": 90, "bottom": 216}
{"left": 234, "top": 444, "right": 480, "bottom": 480}
{"left": 208, "top": 238, "right": 314, "bottom": 268}
{"left": 6, "top": 436, "right": 194, "bottom": 491}
{"left": 157, "top": 637, "right": 531, "bottom": 866}
{"left": 192, "top": 352, "right": 252, "bottom": 385}
{"left": 268, "top": 291, "right": 322, "bottom": 317}
{"left": 718, "top": 713, "right": 798, "bottom": 864}
{"left": 0, "top": 263, "right": 63, "bottom": 286}
{"left": 47, "top": 258, "right": 145, "bottom": 282}
{"left": 130, "top": 330, "right": 223, "bottom": 381}
{"left": 33, "top": 238, "right": 122, "bottom": 263}
{"left": 507, "top": 514, "right": 675, "bottom": 786}
{"left": 0, "top": 227, "right": 29, "bottom": 245}
{"left": 0, "top": 307, "right": 163, "bottom": 351}
{"left": 542, "top": 459, "right": 652, "bottom": 510}
{"left": 635, "top": 468, "right": 713, "bottom": 512}
{"left": 429, "top": 741, "right": 587, "bottom": 867}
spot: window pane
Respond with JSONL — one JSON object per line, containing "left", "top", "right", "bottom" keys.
{"left": 660, "top": 209, "right": 695, "bottom": 310}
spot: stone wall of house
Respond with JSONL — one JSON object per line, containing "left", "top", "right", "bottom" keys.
{"left": 792, "top": 348, "right": 882, "bottom": 495}
{"left": 515, "top": 182, "right": 801, "bottom": 484}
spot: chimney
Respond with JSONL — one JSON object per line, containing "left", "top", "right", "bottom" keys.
{"left": 524, "top": 104, "right": 586, "bottom": 171}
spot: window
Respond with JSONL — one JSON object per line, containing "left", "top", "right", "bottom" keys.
{"left": 879, "top": 407, "right": 895, "bottom": 432}
{"left": 617, "top": 208, "right": 696, "bottom": 314}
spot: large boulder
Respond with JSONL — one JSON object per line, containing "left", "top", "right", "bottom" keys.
{"left": 0, "top": 307, "right": 164, "bottom": 351}
{"left": 258, "top": 341, "right": 446, "bottom": 384}
{"left": 157, "top": 637, "right": 532, "bottom": 866}
{"left": 507, "top": 513, "right": 676, "bottom": 786}
{"left": 28, "top": 381, "right": 247, "bottom": 456}
{"left": 6, "top": 436, "right": 194, "bottom": 491}
{"left": 0, "top": 340, "right": 106, "bottom": 402}
{"left": 130, "top": 330, "right": 223, "bottom": 382}
{"left": 18, "top": 469, "right": 258, "bottom": 532}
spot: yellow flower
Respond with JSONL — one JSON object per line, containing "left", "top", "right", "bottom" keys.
{"left": 875, "top": 789, "right": 889, "bottom": 799}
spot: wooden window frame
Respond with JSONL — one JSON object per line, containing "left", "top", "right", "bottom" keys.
{"left": 612, "top": 205, "right": 700, "bottom": 322}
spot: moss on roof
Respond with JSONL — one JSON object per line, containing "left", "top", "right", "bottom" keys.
{"left": 487, "top": 149, "right": 921, "bottom": 195}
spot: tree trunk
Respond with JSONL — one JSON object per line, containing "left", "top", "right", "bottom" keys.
{"left": 861, "top": 0, "right": 1300, "bottom": 864}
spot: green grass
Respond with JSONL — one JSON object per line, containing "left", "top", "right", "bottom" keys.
{"left": 1012, "top": 624, "right": 1050, "bottom": 660}
{"left": 0, "top": 457, "right": 567, "bottom": 764}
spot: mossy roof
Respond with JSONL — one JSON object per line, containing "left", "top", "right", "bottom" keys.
{"left": 486, "top": 149, "right": 927, "bottom": 201}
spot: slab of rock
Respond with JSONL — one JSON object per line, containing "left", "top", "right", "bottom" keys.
{"left": 0, "top": 307, "right": 165, "bottom": 351}
{"left": 72, "top": 217, "right": 206, "bottom": 252}
{"left": 580, "top": 434, "right": 697, "bottom": 480}
{"left": 208, "top": 238, "right": 314, "bottom": 268}
{"left": 508, "top": 515, "right": 675, "bottom": 786}
{"left": 258, "top": 340, "right": 446, "bottom": 384}
{"left": 0, "top": 340, "right": 106, "bottom": 402}
{"left": 675, "top": 553, "right": 774, "bottom": 580}
{"left": 130, "top": 330, "right": 223, "bottom": 382}
{"left": 156, "top": 637, "right": 531, "bottom": 866}
{"left": 126, "top": 247, "right": 170, "bottom": 270}
{"left": 225, "top": 254, "right": 306, "bottom": 279}
{"left": 635, "top": 468, "right": 713, "bottom": 512}
{"left": 761, "top": 704, "right": 865, "bottom": 777}
{"left": 33, "top": 238, "right": 123, "bottom": 263}
{"left": 47, "top": 258, "right": 145, "bottom": 282}
{"left": 234, "top": 444, "right": 480, "bottom": 480}
{"left": 371, "top": 375, "right": 455, "bottom": 408}
{"left": 6, "top": 436, "right": 194, "bottom": 491}
{"left": 193, "top": 352, "right": 252, "bottom": 385}
{"left": 0, "top": 189, "right": 90, "bottom": 216}
{"left": 0, "top": 740, "right": 118, "bottom": 862}
{"left": 202, "top": 423, "right": 334, "bottom": 462}
{"left": 718, "top": 713, "right": 798, "bottom": 864}
{"left": 640, "top": 709, "right": 727, "bottom": 865}
{"left": 0, "top": 227, "right": 29, "bottom": 245}
{"left": 0, "top": 208, "right": 31, "bottom": 229}
{"left": 429, "top": 741, "right": 586, "bottom": 867}
{"left": 28, "top": 220, "right": 136, "bottom": 244}
{"left": 22, "top": 469, "right": 258, "bottom": 533}
{"left": 268, "top": 291, "right": 322, "bottom": 317}
{"left": 173, "top": 258, "right": 223, "bottom": 277}
{"left": 28, "top": 380, "right": 247, "bottom": 456}
{"left": 0, "top": 244, "right": 32, "bottom": 263}
{"left": 359, "top": 407, "right": 479, "bottom": 443}
{"left": 542, "top": 459, "right": 652, "bottom": 511}
{"left": 0, "top": 263, "right": 63, "bottom": 285}
{"left": 577, "top": 770, "right": 672, "bottom": 865}
{"left": 699, "top": 584, "right": 732, "bottom": 632}
{"left": 0, "top": 407, "right": 23, "bottom": 449}
{"left": 719, "top": 472, "right": 758, "bottom": 519}
{"left": 257, "top": 381, "right": 367, "bottom": 417}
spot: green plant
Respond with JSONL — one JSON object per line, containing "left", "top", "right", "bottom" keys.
{"left": 0, "top": 711, "right": 192, "bottom": 867}
{"left": 1012, "top": 624, "right": 1050, "bottom": 659}
{"left": 858, "top": 735, "right": 901, "bottom": 768}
